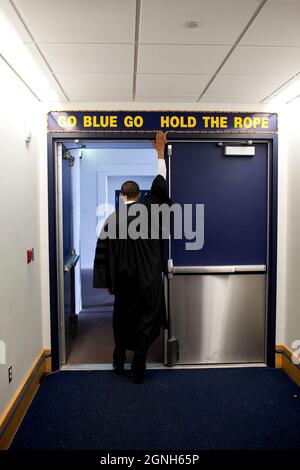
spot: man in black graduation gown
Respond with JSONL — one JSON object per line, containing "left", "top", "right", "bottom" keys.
{"left": 93, "top": 131, "right": 170, "bottom": 383}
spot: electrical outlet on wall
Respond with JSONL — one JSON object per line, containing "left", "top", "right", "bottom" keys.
{"left": 8, "top": 365, "right": 12, "bottom": 383}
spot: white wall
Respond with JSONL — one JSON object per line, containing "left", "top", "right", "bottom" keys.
{"left": 279, "top": 101, "right": 300, "bottom": 351}
{"left": 0, "top": 58, "right": 44, "bottom": 418}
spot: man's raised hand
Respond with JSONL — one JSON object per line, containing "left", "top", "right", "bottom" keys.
{"left": 152, "top": 131, "right": 167, "bottom": 159}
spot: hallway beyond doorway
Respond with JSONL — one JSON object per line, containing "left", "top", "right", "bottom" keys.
{"left": 68, "top": 269, "right": 163, "bottom": 365}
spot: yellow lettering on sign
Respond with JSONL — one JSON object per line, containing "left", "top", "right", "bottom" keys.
{"left": 253, "top": 117, "right": 261, "bottom": 128}
{"left": 202, "top": 116, "right": 210, "bottom": 128}
{"left": 188, "top": 116, "right": 197, "bottom": 128}
{"left": 243, "top": 117, "right": 252, "bottom": 129}
{"left": 210, "top": 117, "right": 219, "bottom": 127}
{"left": 170, "top": 116, "right": 180, "bottom": 127}
{"left": 234, "top": 116, "right": 269, "bottom": 129}
{"left": 201, "top": 116, "right": 228, "bottom": 128}
{"left": 57, "top": 115, "right": 67, "bottom": 128}
{"left": 57, "top": 115, "right": 77, "bottom": 128}
{"left": 83, "top": 116, "right": 92, "bottom": 127}
{"left": 124, "top": 115, "right": 132, "bottom": 127}
{"left": 160, "top": 116, "right": 169, "bottom": 127}
{"left": 68, "top": 116, "right": 77, "bottom": 127}
{"left": 124, "top": 115, "right": 144, "bottom": 128}
{"left": 160, "top": 115, "right": 197, "bottom": 128}
{"left": 234, "top": 117, "right": 243, "bottom": 128}
{"left": 220, "top": 116, "right": 228, "bottom": 128}
{"left": 83, "top": 115, "right": 118, "bottom": 128}
{"left": 110, "top": 116, "right": 118, "bottom": 127}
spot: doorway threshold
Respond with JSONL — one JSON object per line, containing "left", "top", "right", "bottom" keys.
{"left": 170, "top": 362, "right": 267, "bottom": 369}
{"left": 61, "top": 362, "right": 266, "bottom": 371}
{"left": 61, "top": 363, "right": 166, "bottom": 371}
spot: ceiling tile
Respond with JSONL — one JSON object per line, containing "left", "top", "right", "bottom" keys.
{"left": 206, "top": 75, "right": 290, "bottom": 100}
{"left": 56, "top": 74, "right": 133, "bottom": 101}
{"left": 135, "top": 95, "right": 198, "bottom": 102}
{"left": 200, "top": 95, "right": 262, "bottom": 104}
{"left": 138, "top": 45, "right": 231, "bottom": 74}
{"left": 221, "top": 46, "right": 300, "bottom": 76}
{"left": 241, "top": 0, "right": 300, "bottom": 47}
{"left": 25, "top": 44, "right": 50, "bottom": 74}
{"left": 39, "top": 44, "right": 134, "bottom": 74}
{"left": 140, "top": 0, "right": 259, "bottom": 45}
{"left": 14, "top": 0, "right": 136, "bottom": 43}
{"left": 136, "top": 74, "right": 210, "bottom": 96}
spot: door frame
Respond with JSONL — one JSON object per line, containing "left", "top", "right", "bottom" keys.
{"left": 47, "top": 132, "right": 278, "bottom": 370}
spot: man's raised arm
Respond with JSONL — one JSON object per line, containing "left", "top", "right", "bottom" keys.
{"left": 141, "top": 131, "right": 170, "bottom": 206}
{"left": 153, "top": 130, "right": 167, "bottom": 179}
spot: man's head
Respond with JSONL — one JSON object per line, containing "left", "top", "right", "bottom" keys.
{"left": 120, "top": 180, "right": 141, "bottom": 203}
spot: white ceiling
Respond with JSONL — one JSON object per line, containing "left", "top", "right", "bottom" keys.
{"left": 2, "top": 0, "right": 300, "bottom": 103}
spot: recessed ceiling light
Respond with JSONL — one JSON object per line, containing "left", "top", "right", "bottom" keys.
{"left": 184, "top": 21, "right": 202, "bottom": 29}
{"left": 269, "top": 78, "right": 300, "bottom": 104}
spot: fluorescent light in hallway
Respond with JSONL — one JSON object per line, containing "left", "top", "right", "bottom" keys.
{"left": 0, "top": 7, "right": 58, "bottom": 101}
{"left": 269, "top": 78, "right": 300, "bottom": 105}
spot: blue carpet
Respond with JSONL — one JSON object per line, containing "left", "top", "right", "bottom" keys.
{"left": 11, "top": 368, "right": 300, "bottom": 450}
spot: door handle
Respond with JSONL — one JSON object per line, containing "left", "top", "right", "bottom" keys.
{"left": 169, "top": 265, "right": 266, "bottom": 274}
{"left": 64, "top": 253, "right": 80, "bottom": 272}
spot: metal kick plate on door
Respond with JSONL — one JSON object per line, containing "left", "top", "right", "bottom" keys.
{"left": 170, "top": 274, "right": 266, "bottom": 365}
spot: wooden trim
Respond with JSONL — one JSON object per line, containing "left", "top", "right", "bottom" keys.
{"left": 275, "top": 352, "right": 283, "bottom": 368}
{"left": 275, "top": 344, "right": 300, "bottom": 387}
{"left": 44, "top": 348, "right": 52, "bottom": 374}
{"left": 0, "top": 349, "right": 52, "bottom": 450}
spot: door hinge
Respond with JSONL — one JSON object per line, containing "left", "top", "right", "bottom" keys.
{"left": 63, "top": 150, "right": 75, "bottom": 167}
{"left": 167, "top": 259, "right": 173, "bottom": 279}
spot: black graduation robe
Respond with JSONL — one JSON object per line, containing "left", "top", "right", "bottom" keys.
{"left": 93, "top": 174, "right": 171, "bottom": 352}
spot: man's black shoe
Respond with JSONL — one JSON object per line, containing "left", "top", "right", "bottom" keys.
{"left": 113, "top": 362, "right": 125, "bottom": 375}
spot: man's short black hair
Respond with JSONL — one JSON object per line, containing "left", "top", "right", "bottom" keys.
{"left": 120, "top": 180, "right": 140, "bottom": 199}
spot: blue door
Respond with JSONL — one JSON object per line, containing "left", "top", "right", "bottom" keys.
{"left": 167, "top": 141, "right": 268, "bottom": 365}
{"left": 171, "top": 141, "right": 268, "bottom": 266}
{"left": 60, "top": 145, "right": 79, "bottom": 364}
{"left": 62, "top": 147, "right": 72, "bottom": 361}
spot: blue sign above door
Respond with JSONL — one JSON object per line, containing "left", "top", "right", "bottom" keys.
{"left": 48, "top": 111, "right": 278, "bottom": 134}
